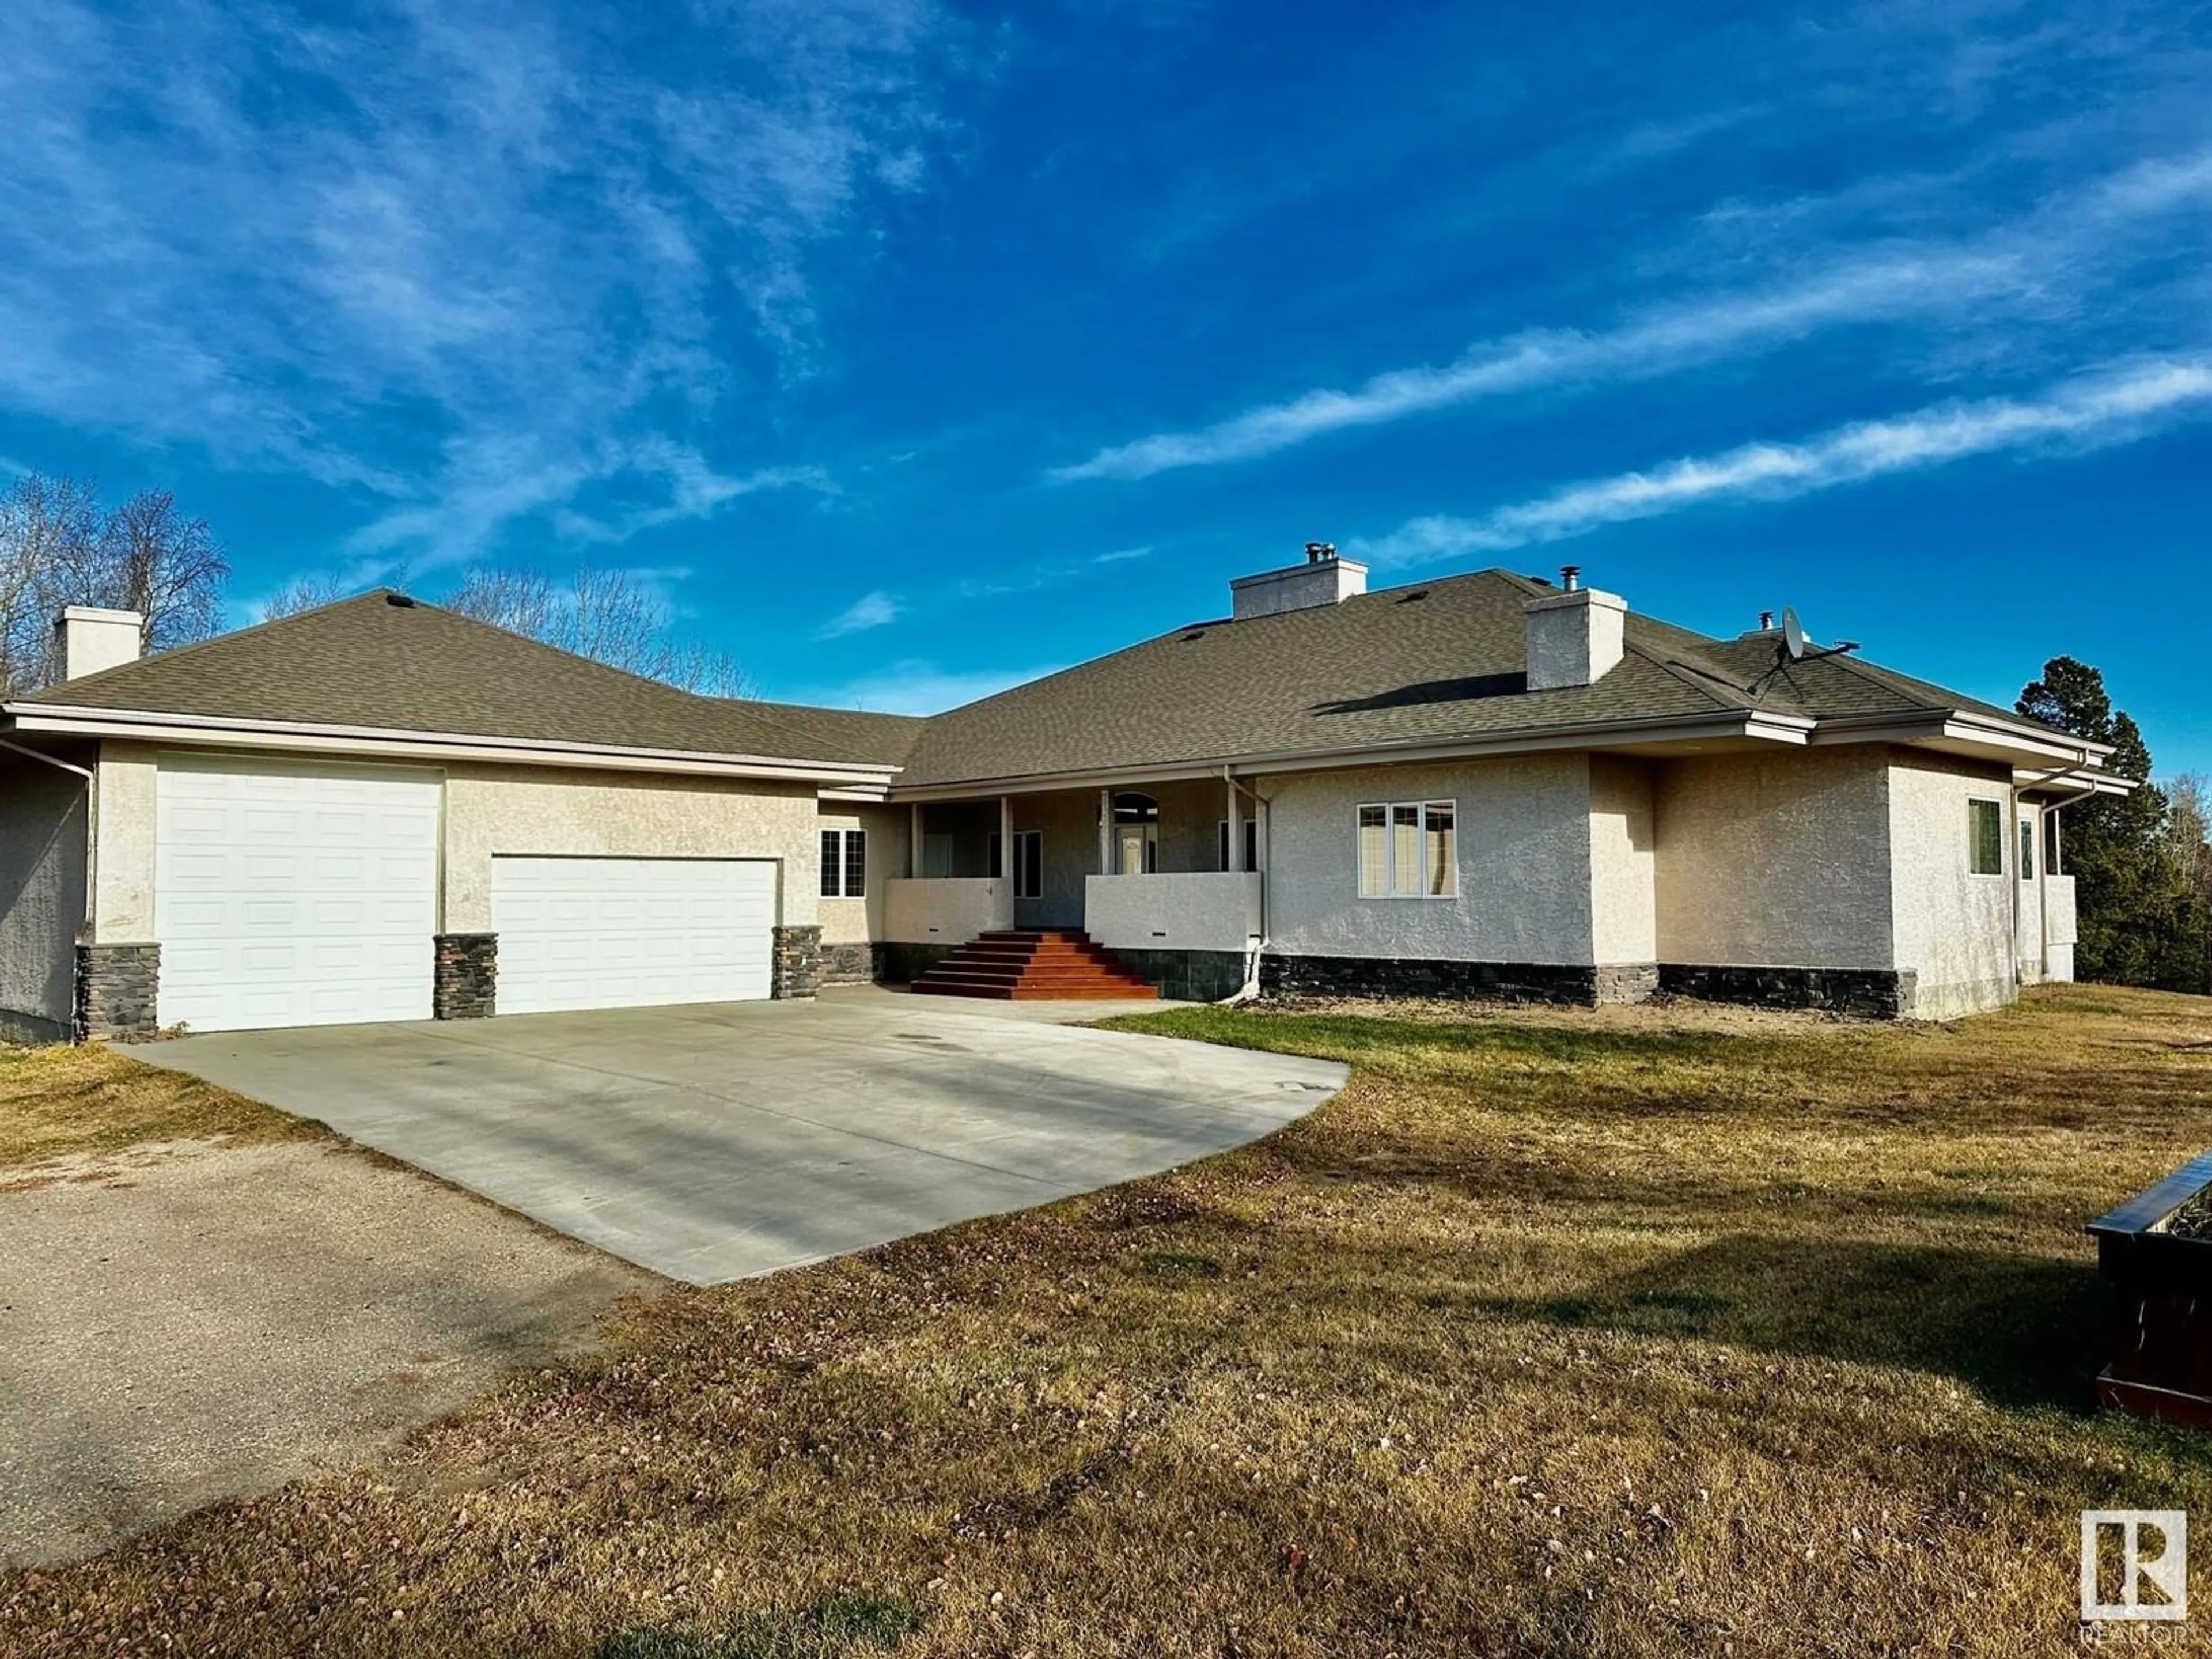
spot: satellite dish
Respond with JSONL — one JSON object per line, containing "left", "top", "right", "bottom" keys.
{"left": 1781, "top": 607, "right": 1808, "bottom": 661}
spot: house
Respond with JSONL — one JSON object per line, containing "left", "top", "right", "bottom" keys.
{"left": 0, "top": 551, "right": 2124, "bottom": 1041}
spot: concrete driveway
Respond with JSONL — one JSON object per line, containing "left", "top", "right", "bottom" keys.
{"left": 134, "top": 987, "right": 1346, "bottom": 1285}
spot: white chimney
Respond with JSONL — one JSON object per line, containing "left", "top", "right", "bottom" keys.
{"left": 1230, "top": 542, "right": 1368, "bottom": 620}
{"left": 1524, "top": 569, "right": 1626, "bottom": 690}
{"left": 53, "top": 607, "right": 143, "bottom": 681}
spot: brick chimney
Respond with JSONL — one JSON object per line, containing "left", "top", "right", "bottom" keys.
{"left": 1524, "top": 567, "right": 1625, "bottom": 690}
{"left": 1230, "top": 542, "right": 1368, "bottom": 620}
{"left": 53, "top": 607, "right": 143, "bottom": 681}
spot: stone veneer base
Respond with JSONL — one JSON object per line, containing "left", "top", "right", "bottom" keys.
{"left": 819, "top": 941, "right": 886, "bottom": 987}
{"left": 771, "top": 925, "right": 824, "bottom": 999}
{"left": 1657, "top": 963, "right": 1915, "bottom": 1020}
{"left": 434, "top": 933, "right": 498, "bottom": 1020}
{"left": 1108, "top": 947, "right": 1251, "bottom": 1003}
{"left": 1259, "top": 952, "right": 1640, "bottom": 1007}
{"left": 75, "top": 942, "right": 161, "bottom": 1040}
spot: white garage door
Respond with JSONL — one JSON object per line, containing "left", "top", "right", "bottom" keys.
{"left": 491, "top": 856, "right": 776, "bottom": 1016}
{"left": 156, "top": 758, "right": 440, "bottom": 1032}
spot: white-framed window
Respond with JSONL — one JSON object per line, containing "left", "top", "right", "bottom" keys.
{"left": 988, "top": 830, "right": 1043, "bottom": 900}
{"left": 1218, "top": 818, "right": 1260, "bottom": 872}
{"left": 1357, "top": 800, "right": 1456, "bottom": 898}
{"left": 2019, "top": 818, "right": 2035, "bottom": 882}
{"left": 820, "top": 828, "right": 866, "bottom": 898}
{"left": 1967, "top": 798, "right": 2003, "bottom": 876}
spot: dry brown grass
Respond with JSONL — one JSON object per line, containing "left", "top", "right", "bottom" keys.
{"left": 0, "top": 1041, "right": 323, "bottom": 1174}
{"left": 8, "top": 984, "right": 2212, "bottom": 1657}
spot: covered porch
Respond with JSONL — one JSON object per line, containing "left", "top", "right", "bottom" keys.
{"left": 881, "top": 777, "right": 1265, "bottom": 999}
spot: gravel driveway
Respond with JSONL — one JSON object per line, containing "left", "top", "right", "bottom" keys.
{"left": 0, "top": 1137, "right": 655, "bottom": 1570}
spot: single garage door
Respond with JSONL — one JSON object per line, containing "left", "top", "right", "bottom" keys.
{"left": 491, "top": 856, "right": 776, "bottom": 1016}
{"left": 156, "top": 757, "right": 441, "bottom": 1032}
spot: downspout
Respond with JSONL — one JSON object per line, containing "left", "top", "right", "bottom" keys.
{"left": 2006, "top": 778, "right": 2021, "bottom": 990}
{"left": 1219, "top": 767, "right": 1270, "bottom": 1004}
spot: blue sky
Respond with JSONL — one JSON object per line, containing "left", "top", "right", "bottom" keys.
{"left": 1, "top": 1, "right": 2208, "bottom": 771}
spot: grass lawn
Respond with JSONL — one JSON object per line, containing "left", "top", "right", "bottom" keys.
{"left": 7, "top": 985, "right": 2212, "bottom": 1657}
{"left": 0, "top": 1039, "right": 320, "bottom": 1174}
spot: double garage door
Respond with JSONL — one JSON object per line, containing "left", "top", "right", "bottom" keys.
{"left": 154, "top": 759, "right": 775, "bottom": 1032}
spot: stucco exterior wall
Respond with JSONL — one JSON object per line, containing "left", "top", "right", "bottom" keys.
{"left": 816, "top": 803, "right": 910, "bottom": 946}
{"left": 91, "top": 740, "right": 158, "bottom": 944}
{"left": 1589, "top": 756, "right": 1656, "bottom": 966}
{"left": 1260, "top": 755, "right": 1597, "bottom": 964}
{"left": 1652, "top": 748, "right": 1893, "bottom": 971}
{"left": 0, "top": 759, "right": 89, "bottom": 1038}
{"left": 441, "top": 763, "right": 819, "bottom": 934}
{"left": 1888, "top": 755, "right": 2016, "bottom": 1018}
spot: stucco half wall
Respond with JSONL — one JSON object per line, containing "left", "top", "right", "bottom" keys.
{"left": 441, "top": 763, "right": 820, "bottom": 933}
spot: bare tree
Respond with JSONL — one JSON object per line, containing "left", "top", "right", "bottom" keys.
{"left": 0, "top": 473, "right": 104, "bottom": 690}
{"left": 96, "top": 490, "right": 228, "bottom": 652}
{"left": 257, "top": 573, "right": 357, "bottom": 621}
{"left": 0, "top": 473, "right": 229, "bottom": 688}
{"left": 442, "top": 565, "right": 747, "bottom": 695}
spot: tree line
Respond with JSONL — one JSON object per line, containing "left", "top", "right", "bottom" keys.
{"left": 2017, "top": 656, "right": 2212, "bottom": 993}
{"left": 0, "top": 471, "right": 744, "bottom": 695}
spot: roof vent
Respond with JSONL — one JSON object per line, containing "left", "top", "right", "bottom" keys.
{"left": 385, "top": 592, "right": 416, "bottom": 608}
{"left": 1230, "top": 543, "right": 1368, "bottom": 620}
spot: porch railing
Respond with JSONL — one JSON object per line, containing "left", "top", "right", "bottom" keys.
{"left": 1084, "top": 872, "right": 1263, "bottom": 955}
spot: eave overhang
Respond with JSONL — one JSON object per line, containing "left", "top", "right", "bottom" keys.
{"left": 1, "top": 703, "right": 902, "bottom": 787}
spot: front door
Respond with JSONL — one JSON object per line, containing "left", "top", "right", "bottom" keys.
{"left": 1113, "top": 792, "right": 1160, "bottom": 874}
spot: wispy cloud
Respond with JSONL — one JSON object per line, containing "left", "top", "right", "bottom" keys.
{"left": 788, "top": 658, "right": 1061, "bottom": 715}
{"left": 817, "top": 590, "right": 902, "bottom": 638}
{"left": 1048, "top": 149, "right": 2212, "bottom": 483}
{"left": 1349, "top": 359, "right": 2212, "bottom": 566}
{"left": 1093, "top": 544, "right": 1153, "bottom": 563}
{"left": 0, "top": 1, "right": 969, "bottom": 561}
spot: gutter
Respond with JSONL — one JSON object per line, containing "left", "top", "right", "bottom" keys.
{"left": 3, "top": 703, "right": 900, "bottom": 787}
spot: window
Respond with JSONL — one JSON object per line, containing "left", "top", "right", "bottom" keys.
{"left": 2019, "top": 819, "right": 2035, "bottom": 882}
{"left": 1968, "top": 799, "right": 2003, "bottom": 876}
{"left": 1218, "top": 818, "right": 1260, "bottom": 872}
{"left": 988, "top": 830, "right": 1043, "bottom": 900}
{"left": 1357, "top": 800, "right": 1457, "bottom": 897}
{"left": 820, "top": 828, "right": 867, "bottom": 898}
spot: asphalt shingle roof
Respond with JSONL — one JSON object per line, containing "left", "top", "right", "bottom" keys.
{"left": 890, "top": 568, "right": 2062, "bottom": 787}
{"left": 16, "top": 592, "right": 900, "bottom": 769}
{"left": 9, "top": 570, "right": 2063, "bottom": 785}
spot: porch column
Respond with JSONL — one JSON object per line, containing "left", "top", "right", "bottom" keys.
{"left": 1226, "top": 775, "right": 1244, "bottom": 872}
{"left": 1000, "top": 796, "right": 1014, "bottom": 876}
{"left": 909, "top": 801, "right": 922, "bottom": 878}
{"left": 1098, "top": 787, "right": 1112, "bottom": 874}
